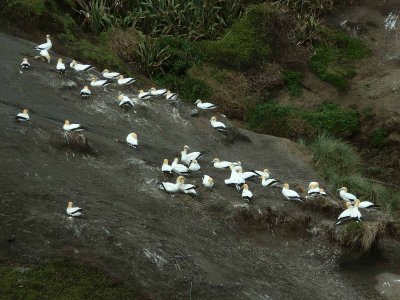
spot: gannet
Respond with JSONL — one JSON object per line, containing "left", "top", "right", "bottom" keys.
{"left": 102, "top": 69, "right": 120, "bottom": 79}
{"left": 260, "top": 175, "right": 279, "bottom": 188}
{"left": 202, "top": 175, "right": 214, "bottom": 188}
{"left": 251, "top": 168, "right": 270, "bottom": 178}
{"left": 236, "top": 166, "right": 258, "bottom": 180}
{"left": 90, "top": 77, "right": 112, "bottom": 87}
{"left": 63, "top": 120, "right": 86, "bottom": 132}
{"left": 35, "top": 34, "right": 52, "bottom": 51}
{"left": 194, "top": 99, "right": 217, "bottom": 110}
{"left": 56, "top": 58, "right": 66, "bottom": 74}
{"left": 20, "top": 58, "right": 30, "bottom": 69}
{"left": 212, "top": 158, "right": 240, "bottom": 169}
{"left": 224, "top": 164, "right": 245, "bottom": 186}
{"left": 281, "top": 183, "right": 302, "bottom": 201}
{"left": 189, "top": 160, "right": 201, "bottom": 172}
{"left": 126, "top": 132, "right": 138, "bottom": 149}
{"left": 358, "top": 201, "right": 379, "bottom": 209}
{"left": 171, "top": 158, "right": 190, "bottom": 175}
{"left": 117, "top": 75, "right": 135, "bottom": 85}
{"left": 307, "top": 182, "right": 320, "bottom": 197}
{"left": 70, "top": 60, "right": 94, "bottom": 71}
{"left": 338, "top": 187, "right": 357, "bottom": 202}
{"left": 138, "top": 89, "right": 151, "bottom": 99}
{"left": 179, "top": 177, "right": 198, "bottom": 195}
{"left": 80, "top": 86, "right": 91, "bottom": 98}
{"left": 66, "top": 201, "right": 82, "bottom": 217}
{"left": 158, "top": 176, "right": 184, "bottom": 193}
{"left": 118, "top": 95, "right": 134, "bottom": 108}
{"left": 166, "top": 90, "right": 178, "bottom": 101}
{"left": 34, "top": 49, "right": 51, "bottom": 63}
{"left": 335, "top": 200, "right": 361, "bottom": 225}
{"left": 309, "top": 182, "right": 319, "bottom": 189}
{"left": 210, "top": 116, "right": 227, "bottom": 132}
{"left": 162, "top": 159, "right": 172, "bottom": 174}
{"left": 241, "top": 184, "right": 253, "bottom": 201}
{"left": 16, "top": 109, "right": 29, "bottom": 121}
{"left": 181, "top": 145, "right": 202, "bottom": 165}
{"left": 149, "top": 87, "right": 167, "bottom": 96}
{"left": 319, "top": 189, "right": 327, "bottom": 196}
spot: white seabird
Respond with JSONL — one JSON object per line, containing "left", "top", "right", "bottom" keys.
{"left": 56, "top": 58, "right": 66, "bottom": 74}
{"left": 236, "top": 166, "right": 258, "bottom": 180}
{"left": 194, "top": 99, "right": 217, "bottom": 110}
{"left": 338, "top": 187, "right": 357, "bottom": 202}
{"left": 212, "top": 158, "right": 240, "bottom": 169}
{"left": 181, "top": 145, "right": 203, "bottom": 165}
{"left": 307, "top": 182, "right": 321, "bottom": 197}
{"left": 138, "top": 89, "right": 152, "bottom": 99}
{"left": 158, "top": 176, "right": 184, "bottom": 193}
{"left": 16, "top": 109, "right": 29, "bottom": 121}
{"left": 260, "top": 175, "right": 279, "bottom": 188}
{"left": 309, "top": 182, "right": 319, "bottom": 189}
{"left": 63, "top": 120, "right": 86, "bottom": 132}
{"left": 281, "top": 183, "right": 302, "bottom": 201}
{"left": 102, "top": 69, "right": 120, "bottom": 79}
{"left": 70, "top": 60, "right": 94, "bottom": 71}
{"left": 80, "top": 86, "right": 91, "bottom": 98}
{"left": 202, "top": 175, "right": 214, "bottom": 188}
{"left": 210, "top": 116, "right": 227, "bottom": 132}
{"left": 165, "top": 90, "right": 178, "bottom": 101}
{"left": 171, "top": 158, "right": 190, "bottom": 175}
{"left": 161, "top": 159, "right": 172, "bottom": 174}
{"left": 117, "top": 75, "right": 135, "bottom": 85}
{"left": 66, "top": 201, "right": 82, "bottom": 217}
{"left": 189, "top": 160, "right": 201, "bottom": 172}
{"left": 335, "top": 200, "right": 361, "bottom": 225}
{"left": 241, "top": 184, "right": 253, "bottom": 201}
{"left": 90, "top": 77, "right": 112, "bottom": 87}
{"left": 126, "top": 132, "right": 138, "bottom": 149}
{"left": 358, "top": 200, "right": 379, "bottom": 209}
{"left": 35, "top": 34, "right": 52, "bottom": 51}
{"left": 20, "top": 58, "right": 30, "bottom": 69}
{"left": 34, "top": 49, "right": 51, "bottom": 63}
{"left": 224, "top": 164, "right": 245, "bottom": 186}
{"left": 319, "top": 188, "right": 327, "bottom": 196}
{"left": 251, "top": 168, "right": 270, "bottom": 178}
{"left": 149, "top": 87, "right": 167, "bottom": 96}
{"left": 179, "top": 177, "right": 198, "bottom": 195}
{"left": 118, "top": 95, "right": 134, "bottom": 108}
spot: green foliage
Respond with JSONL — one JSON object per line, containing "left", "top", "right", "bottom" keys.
{"left": 370, "top": 128, "right": 388, "bottom": 148}
{"left": 302, "top": 103, "right": 360, "bottom": 137}
{"left": 309, "top": 30, "right": 371, "bottom": 89}
{"left": 283, "top": 70, "right": 303, "bottom": 97}
{"left": 0, "top": 258, "right": 136, "bottom": 299}
{"left": 6, "top": 0, "right": 47, "bottom": 17}
{"left": 197, "top": 4, "right": 272, "bottom": 69}
{"left": 75, "top": 0, "right": 114, "bottom": 34}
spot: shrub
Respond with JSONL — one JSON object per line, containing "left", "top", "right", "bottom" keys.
{"left": 309, "top": 30, "right": 371, "bottom": 89}
{"left": 283, "top": 70, "right": 303, "bottom": 97}
{"left": 6, "top": 0, "right": 47, "bottom": 17}
{"left": 370, "top": 128, "right": 388, "bottom": 148}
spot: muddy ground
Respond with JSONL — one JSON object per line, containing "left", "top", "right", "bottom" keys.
{"left": 0, "top": 33, "right": 399, "bottom": 299}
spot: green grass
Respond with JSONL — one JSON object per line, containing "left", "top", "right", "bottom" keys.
{"left": 370, "top": 128, "right": 388, "bottom": 148}
{"left": 309, "top": 30, "right": 371, "bottom": 89}
{"left": 6, "top": 0, "right": 47, "bottom": 17}
{"left": 283, "top": 70, "right": 303, "bottom": 97}
{"left": 0, "top": 258, "right": 138, "bottom": 299}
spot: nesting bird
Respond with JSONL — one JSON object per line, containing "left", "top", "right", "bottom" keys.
{"left": 260, "top": 175, "right": 279, "bottom": 188}
{"left": 80, "top": 86, "right": 91, "bottom": 98}
{"left": 117, "top": 75, "right": 135, "bottom": 85}
{"left": 118, "top": 95, "right": 134, "bottom": 108}
{"left": 210, "top": 116, "right": 227, "bottom": 132}
{"left": 63, "top": 120, "right": 86, "bottom": 132}
{"left": 165, "top": 90, "right": 178, "bottom": 101}
{"left": 251, "top": 169, "right": 270, "bottom": 178}
{"left": 138, "top": 89, "right": 152, "bottom": 99}
{"left": 281, "top": 183, "right": 302, "bottom": 201}
{"left": 20, "top": 58, "right": 30, "bottom": 69}
{"left": 158, "top": 176, "right": 184, "bottom": 193}
{"left": 307, "top": 182, "right": 320, "bottom": 197}
{"left": 56, "top": 58, "right": 66, "bottom": 74}
{"left": 181, "top": 145, "right": 202, "bottom": 165}
{"left": 335, "top": 200, "right": 361, "bottom": 225}
{"left": 358, "top": 201, "right": 379, "bottom": 209}
{"left": 224, "top": 164, "right": 245, "bottom": 186}
{"left": 102, "top": 69, "right": 120, "bottom": 79}
{"left": 178, "top": 177, "right": 198, "bottom": 195}
{"left": 241, "top": 184, "right": 253, "bottom": 201}
{"left": 66, "top": 201, "right": 83, "bottom": 217}
{"left": 189, "top": 160, "right": 201, "bottom": 172}
{"left": 212, "top": 158, "right": 240, "bottom": 169}
{"left": 161, "top": 159, "right": 173, "bottom": 174}
{"left": 194, "top": 99, "right": 217, "bottom": 110}
{"left": 338, "top": 187, "right": 357, "bottom": 202}
{"left": 126, "top": 132, "right": 138, "bottom": 149}
{"left": 90, "top": 77, "right": 112, "bottom": 87}
{"left": 70, "top": 60, "right": 94, "bottom": 71}
{"left": 202, "top": 175, "right": 214, "bottom": 188}
{"left": 149, "top": 87, "right": 167, "bottom": 96}
{"left": 319, "top": 189, "right": 327, "bottom": 196}
{"left": 16, "top": 109, "right": 29, "bottom": 121}
{"left": 35, "top": 34, "right": 52, "bottom": 51}
{"left": 171, "top": 158, "right": 190, "bottom": 175}
{"left": 236, "top": 166, "right": 258, "bottom": 180}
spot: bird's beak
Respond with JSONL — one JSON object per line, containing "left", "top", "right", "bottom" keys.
{"left": 337, "top": 188, "right": 341, "bottom": 192}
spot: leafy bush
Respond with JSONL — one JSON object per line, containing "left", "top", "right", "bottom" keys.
{"left": 309, "top": 30, "right": 371, "bottom": 89}
{"left": 6, "top": 0, "right": 47, "bottom": 17}
{"left": 283, "top": 70, "right": 303, "bottom": 97}
{"left": 370, "top": 128, "right": 388, "bottom": 148}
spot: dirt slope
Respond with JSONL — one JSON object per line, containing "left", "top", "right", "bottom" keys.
{"left": 0, "top": 32, "right": 390, "bottom": 299}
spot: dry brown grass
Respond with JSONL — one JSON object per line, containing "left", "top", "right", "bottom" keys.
{"left": 247, "top": 63, "right": 284, "bottom": 97}
{"left": 109, "top": 28, "right": 139, "bottom": 64}
{"left": 50, "top": 132, "right": 93, "bottom": 153}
